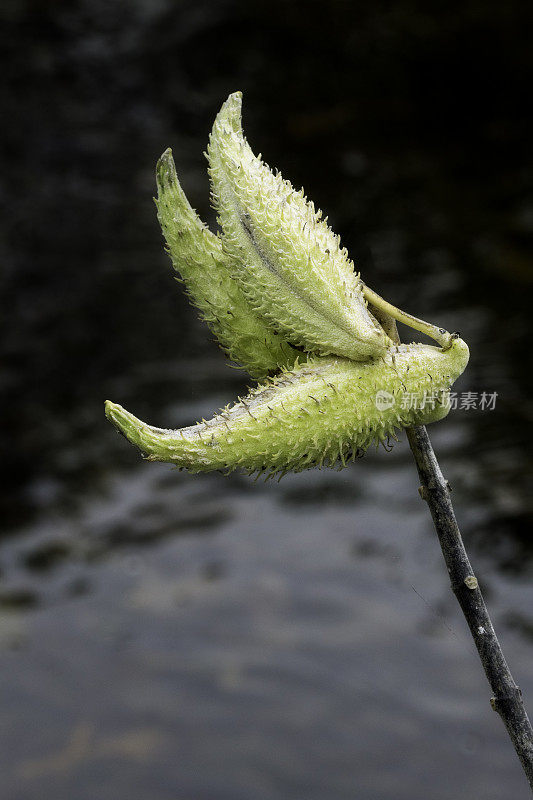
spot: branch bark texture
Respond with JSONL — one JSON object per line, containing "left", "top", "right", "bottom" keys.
{"left": 407, "top": 424, "right": 533, "bottom": 792}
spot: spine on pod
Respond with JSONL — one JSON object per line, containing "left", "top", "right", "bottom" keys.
{"left": 105, "top": 337, "right": 469, "bottom": 477}
{"left": 156, "top": 148, "right": 298, "bottom": 378}
{"left": 207, "top": 92, "right": 391, "bottom": 362}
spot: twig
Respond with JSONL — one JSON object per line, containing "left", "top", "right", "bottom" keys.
{"left": 406, "top": 424, "right": 533, "bottom": 792}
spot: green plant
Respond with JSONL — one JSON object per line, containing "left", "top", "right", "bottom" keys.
{"left": 105, "top": 92, "right": 533, "bottom": 791}
{"left": 105, "top": 93, "right": 467, "bottom": 474}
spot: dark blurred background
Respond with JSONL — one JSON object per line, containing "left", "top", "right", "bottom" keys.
{"left": 1, "top": 1, "right": 532, "bottom": 798}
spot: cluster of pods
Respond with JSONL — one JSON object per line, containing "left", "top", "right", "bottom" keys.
{"left": 105, "top": 92, "right": 469, "bottom": 476}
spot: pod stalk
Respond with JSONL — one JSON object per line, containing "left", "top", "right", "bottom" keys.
{"left": 362, "top": 283, "right": 453, "bottom": 349}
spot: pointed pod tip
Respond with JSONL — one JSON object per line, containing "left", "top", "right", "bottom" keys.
{"left": 226, "top": 90, "right": 243, "bottom": 104}
{"left": 448, "top": 335, "right": 470, "bottom": 375}
{"left": 156, "top": 147, "right": 177, "bottom": 190}
{"left": 104, "top": 398, "right": 116, "bottom": 416}
{"left": 105, "top": 399, "right": 124, "bottom": 426}
{"left": 105, "top": 400, "right": 143, "bottom": 440}
{"left": 217, "top": 91, "right": 243, "bottom": 133}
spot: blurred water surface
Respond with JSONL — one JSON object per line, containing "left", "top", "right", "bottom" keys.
{"left": 1, "top": 2, "right": 533, "bottom": 798}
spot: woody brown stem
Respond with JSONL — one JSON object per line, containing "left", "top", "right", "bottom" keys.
{"left": 406, "top": 424, "right": 533, "bottom": 792}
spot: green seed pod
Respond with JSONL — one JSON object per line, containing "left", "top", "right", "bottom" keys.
{"left": 105, "top": 337, "right": 469, "bottom": 477}
{"left": 207, "top": 92, "right": 391, "bottom": 362}
{"left": 156, "top": 148, "right": 298, "bottom": 378}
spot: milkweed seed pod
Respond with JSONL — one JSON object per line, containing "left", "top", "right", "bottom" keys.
{"left": 207, "top": 92, "right": 391, "bottom": 362}
{"left": 156, "top": 148, "right": 298, "bottom": 378}
{"left": 105, "top": 337, "right": 469, "bottom": 476}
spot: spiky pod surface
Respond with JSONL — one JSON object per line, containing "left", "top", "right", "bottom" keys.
{"left": 105, "top": 338, "right": 469, "bottom": 476}
{"left": 207, "top": 93, "right": 391, "bottom": 362}
{"left": 156, "top": 148, "right": 298, "bottom": 378}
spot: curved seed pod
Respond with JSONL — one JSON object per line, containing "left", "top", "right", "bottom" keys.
{"left": 156, "top": 148, "right": 299, "bottom": 378}
{"left": 105, "top": 337, "right": 469, "bottom": 476}
{"left": 207, "top": 92, "right": 391, "bottom": 362}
